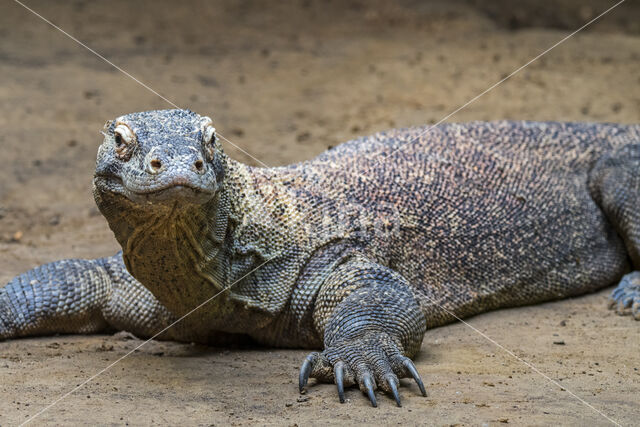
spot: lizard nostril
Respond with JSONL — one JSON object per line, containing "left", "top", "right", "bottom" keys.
{"left": 150, "top": 159, "right": 162, "bottom": 170}
{"left": 194, "top": 159, "right": 204, "bottom": 171}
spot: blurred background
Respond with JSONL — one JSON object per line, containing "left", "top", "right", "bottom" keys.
{"left": 0, "top": 1, "right": 638, "bottom": 424}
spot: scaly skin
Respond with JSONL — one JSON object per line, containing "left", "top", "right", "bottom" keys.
{"left": 1, "top": 109, "right": 639, "bottom": 407}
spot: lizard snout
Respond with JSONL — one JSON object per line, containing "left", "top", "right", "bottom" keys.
{"left": 145, "top": 148, "right": 207, "bottom": 176}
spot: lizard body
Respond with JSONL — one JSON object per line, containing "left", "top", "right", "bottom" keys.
{"left": 1, "top": 109, "right": 639, "bottom": 406}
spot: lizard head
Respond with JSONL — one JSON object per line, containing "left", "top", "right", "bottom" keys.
{"left": 93, "top": 109, "right": 225, "bottom": 208}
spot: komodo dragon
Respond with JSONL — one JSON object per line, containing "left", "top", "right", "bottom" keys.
{"left": 1, "top": 109, "right": 639, "bottom": 407}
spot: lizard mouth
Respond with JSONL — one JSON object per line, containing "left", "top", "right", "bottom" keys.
{"left": 129, "top": 184, "right": 213, "bottom": 203}
{"left": 95, "top": 174, "right": 215, "bottom": 204}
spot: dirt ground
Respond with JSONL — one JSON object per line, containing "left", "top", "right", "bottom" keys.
{"left": 0, "top": 0, "right": 639, "bottom": 425}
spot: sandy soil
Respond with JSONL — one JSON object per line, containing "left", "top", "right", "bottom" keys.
{"left": 0, "top": 0, "right": 638, "bottom": 425}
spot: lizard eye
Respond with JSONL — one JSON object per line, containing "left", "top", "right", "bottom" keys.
{"left": 203, "top": 125, "right": 216, "bottom": 145}
{"left": 200, "top": 117, "right": 217, "bottom": 161}
{"left": 113, "top": 124, "right": 135, "bottom": 160}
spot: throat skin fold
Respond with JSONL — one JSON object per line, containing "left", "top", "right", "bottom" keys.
{"left": 93, "top": 155, "right": 303, "bottom": 335}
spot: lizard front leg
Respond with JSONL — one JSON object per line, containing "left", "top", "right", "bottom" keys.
{"left": 0, "top": 252, "right": 181, "bottom": 341}
{"left": 0, "top": 256, "right": 112, "bottom": 338}
{"left": 299, "top": 254, "right": 427, "bottom": 407}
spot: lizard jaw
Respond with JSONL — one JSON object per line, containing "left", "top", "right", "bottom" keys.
{"left": 128, "top": 184, "right": 214, "bottom": 204}
{"left": 94, "top": 174, "right": 216, "bottom": 205}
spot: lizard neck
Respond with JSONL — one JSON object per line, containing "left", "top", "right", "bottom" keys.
{"left": 97, "top": 155, "right": 293, "bottom": 330}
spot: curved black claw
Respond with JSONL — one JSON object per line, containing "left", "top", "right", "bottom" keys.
{"left": 386, "top": 376, "right": 402, "bottom": 407}
{"left": 403, "top": 357, "right": 427, "bottom": 396}
{"left": 299, "top": 353, "right": 316, "bottom": 392}
{"left": 335, "top": 362, "right": 346, "bottom": 403}
{"left": 297, "top": 332, "right": 426, "bottom": 407}
{"left": 362, "top": 374, "right": 377, "bottom": 407}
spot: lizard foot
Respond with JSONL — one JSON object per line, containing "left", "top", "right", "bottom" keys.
{"left": 608, "top": 271, "right": 640, "bottom": 320}
{"left": 298, "top": 331, "right": 426, "bottom": 407}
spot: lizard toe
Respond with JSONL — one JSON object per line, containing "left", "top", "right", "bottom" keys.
{"left": 299, "top": 331, "right": 425, "bottom": 406}
{"left": 609, "top": 271, "right": 640, "bottom": 320}
{"left": 334, "top": 361, "right": 356, "bottom": 402}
